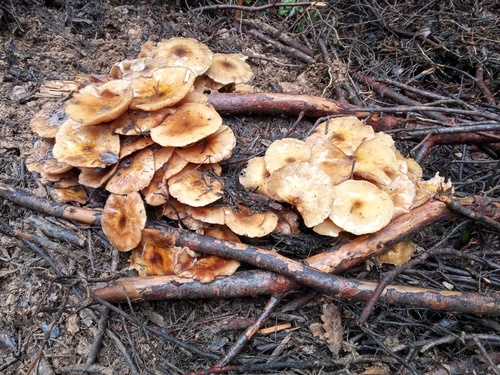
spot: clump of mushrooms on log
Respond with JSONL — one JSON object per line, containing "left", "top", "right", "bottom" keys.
{"left": 26, "top": 37, "right": 492, "bottom": 299}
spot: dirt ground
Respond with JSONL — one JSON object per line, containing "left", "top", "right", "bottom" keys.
{"left": 1, "top": 1, "right": 499, "bottom": 374}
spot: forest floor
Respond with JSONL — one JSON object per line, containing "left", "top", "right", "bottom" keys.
{"left": 1, "top": 1, "right": 499, "bottom": 374}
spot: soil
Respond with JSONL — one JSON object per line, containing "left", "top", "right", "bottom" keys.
{"left": 1, "top": 1, "right": 499, "bottom": 374}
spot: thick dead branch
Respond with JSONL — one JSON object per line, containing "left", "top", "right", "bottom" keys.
{"left": 207, "top": 93, "right": 500, "bottom": 145}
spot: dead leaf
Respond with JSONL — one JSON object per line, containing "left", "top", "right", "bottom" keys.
{"left": 309, "top": 303, "right": 343, "bottom": 355}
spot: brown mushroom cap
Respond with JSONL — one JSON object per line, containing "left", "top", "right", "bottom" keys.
{"left": 30, "top": 102, "right": 67, "bottom": 139}
{"left": 79, "top": 164, "right": 118, "bottom": 188}
{"left": 141, "top": 167, "right": 169, "bottom": 206}
{"left": 151, "top": 145, "right": 175, "bottom": 171}
{"left": 106, "top": 148, "right": 155, "bottom": 194}
{"left": 150, "top": 103, "right": 222, "bottom": 147}
{"left": 375, "top": 239, "right": 417, "bottom": 265}
{"left": 53, "top": 119, "right": 120, "bottom": 168}
{"left": 329, "top": 180, "right": 394, "bottom": 235}
{"left": 119, "top": 136, "right": 155, "bottom": 159}
{"left": 175, "top": 125, "right": 236, "bottom": 164}
{"left": 129, "top": 229, "right": 177, "bottom": 276}
{"left": 111, "top": 107, "right": 175, "bottom": 135}
{"left": 178, "top": 255, "right": 241, "bottom": 283}
{"left": 167, "top": 164, "right": 224, "bottom": 207}
{"left": 185, "top": 205, "right": 225, "bottom": 225}
{"left": 313, "top": 116, "right": 375, "bottom": 155}
{"left": 64, "top": 80, "right": 133, "bottom": 126}
{"left": 203, "top": 226, "right": 241, "bottom": 242}
{"left": 150, "top": 37, "right": 214, "bottom": 76}
{"left": 101, "top": 192, "right": 147, "bottom": 252}
{"left": 49, "top": 185, "right": 88, "bottom": 205}
{"left": 353, "top": 138, "right": 400, "bottom": 186}
{"left": 224, "top": 205, "right": 278, "bottom": 238}
{"left": 130, "top": 67, "right": 195, "bottom": 111}
{"left": 267, "top": 162, "right": 333, "bottom": 228}
{"left": 264, "top": 138, "right": 312, "bottom": 173}
{"left": 205, "top": 53, "right": 254, "bottom": 85}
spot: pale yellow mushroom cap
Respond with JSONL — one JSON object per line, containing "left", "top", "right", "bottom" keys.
{"left": 264, "top": 138, "right": 312, "bottom": 173}
{"left": 205, "top": 53, "right": 254, "bottom": 85}
{"left": 267, "top": 162, "right": 333, "bottom": 228}
{"left": 353, "top": 138, "right": 400, "bottom": 186}
{"left": 329, "top": 180, "right": 394, "bottom": 235}
{"left": 224, "top": 205, "right": 278, "bottom": 238}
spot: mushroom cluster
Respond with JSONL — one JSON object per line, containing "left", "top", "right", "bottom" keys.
{"left": 28, "top": 37, "right": 451, "bottom": 279}
{"left": 28, "top": 37, "right": 257, "bottom": 281}
{"left": 239, "top": 116, "right": 450, "bottom": 237}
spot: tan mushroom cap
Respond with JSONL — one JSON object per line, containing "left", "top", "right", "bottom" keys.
{"left": 185, "top": 205, "right": 225, "bottom": 225}
{"left": 119, "top": 136, "right": 155, "bottom": 159}
{"left": 142, "top": 167, "right": 169, "bottom": 206}
{"left": 49, "top": 185, "right": 88, "bottom": 205}
{"left": 375, "top": 239, "right": 417, "bottom": 265}
{"left": 101, "top": 192, "right": 147, "bottom": 252}
{"left": 130, "top": 67, "right": 195, "bottom": 111}
{"left": 203, "top": 226, "right": 241, "bottom": 242}
{"left": 418, "top": 172, "right": 453, "bottom": 195}
{"left": 313, "top": 116, "right": 375, "bottom": 155}
{"left": 239, "top": 156, "right": 271, "bottom": 196}
{"left": 106, "top": 148, "right": 155, "bottom": 194}
{"left": 175, "top": 125, "right": 236, "bottom": 164}
{"left": 111, "top": 107, "right": 175, "bottom": 135}
{"left": 151, "top": 145, "right": 175, "bottom": 171}
{"left": 309, "top": 141, "right": 353, "bottom": 186}
{"left": 150, "top": 37, "right": 214, "bottom": 76}
{"left": 313, "top": 218, "right": 343, "bottom": 237}
{"left": 53, "top": 118, "right": 120, "bottom": 168}
{"left": 329, "top": 180, "right": 394, "bottom": 235}
{"left": 129, "top": 229, "right": 177, "bottom": 276}
{"left": 178, "top": 255, "right": 241, "bottom": 283}
{"left": 79, "top": 164, "right": 118, "bottom": 188}
{"left": 176, "top": 90, "right": 210, "bottom": 106}
{"left": 383, "top": 171, "right": 417, "bottom": 217}
{"left": 162, "top": 196, "right": 190, "bottom": 221}
{"left": 353, "top": 138, "right": 400, "bottom": 186}
{"left": 167, "top": 164, "right": 224, "bottom": 207}
{"left": 137, "top": 40, "right": 155, "bottom": 58}
{"left": 150, "top": 103, "right": 222, "bottom": 147}
{"left": 26, "top": 140, "right": 73, "bottom": 176}
{"left": 224, "top": 205, "right": 278, "bottom": 238}
{"left": 109, "top": 58, "right": 145, "bottom": 79}
{"left": 161, "top": 152, "right": 189, "bottom": 181}
{"left": 65, "top": 80, "right": 133, "bottom": 126}
{"left": 30, "top": 102, "right": 67, "bottom": 139}
{"left": 264, "top": 138, "right": 312, "bottom": 173}
{"left": 193, "top": 75, "right": 224, "bottom": 94}
{"left": 267, "top": 162, "right": 334, "bottom": 228}
{"left": 205, "top": 53, "right": 254, "bottom": 85}
{"left": 274, "top": 209, "right": 300, "bottom": 235}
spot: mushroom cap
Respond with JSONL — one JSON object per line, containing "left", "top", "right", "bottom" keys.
{"left": 267, "top": 162, "right": 334, "bottom": 228}
{"left": 383, "top": 171, "right": 417, "bottom": 217}
{"left": 151, "top": 145, "right": 175, "bottom": 171}
{"left": 274, "top": 209, "right": 300, "bottom": 235}
{"left": 329, "top": 180, "right": 394, "bottom": 235}
{"left": 313, "top": 217, "right": 343, "bottom": 237}
{"left": 130, "top": 67, "right": 195, "bottom": 111}
{"left": 375, "top": 239, "right": 417, "bottom": 265}
{"left": 79, "top": 164, "right": 118, "bottom": 188}
{"left": 64, "top": 80, "right": 133, "bottom": 126}
{"left": 205, "top": 53, "right": 254, "bottom": 85}
{"left": 309, "top": 140, "right": 353, "bottom": 186}
{"left": 417, "top": 172, "right": 453, "bottom": 195}
{"left": 30, "top": 102, "right": 67, "bottom": 139}
{"left": 26, "top": 139, "right": 73, "bottom": 176}
{"left": 129, "top": 228, "right": 177, "bottom": 276}
{"left": 224, "top": 205, "right": 278, "bottom": 238}
{"left": 185, "top": 205, "right": 226, "bottom": 225}
{"left": 111, "top": 107, "right": 175, "bottom": 135}
{"left": 150, "top": 37, "right": 214, "bottom": 76}
{"left": 119, "top": 136, "right": 155, "bottom": 159}
{"left": 106, "top": 148, "right": 155, "bottom": 194}
{"left": 239, "top": 156, "right": 271, "bottom": 195}
{"left": 353, "top": 138, "right": 400, "bottom": 186}
{"left": 175, "top": 125, "right": 236, "bottom": 164}
{"left": 167, "top": 164, "right": 224, "bottom": 207}
{"left": 178, "top": 255, "right": 241, "bottom": 283}
{"left": 142, "top": 167, "right": 169, "bottom": 206}
{"left": 101, "top": 192, "right": 147, "bottom": 252}
{"left": 53, "top": 119, "right": 120, "bottom": 168}
{"left": 203, "top": 226, "right": 241, "bottom": 242}
{"left": 312, "top": 116, "right": 375, "bottom": 155}
{"left": 264, "top": 138, "right": 312, "bottom": 173}
{"left": 49, "top": 185, "right": 88, "bottom": 205}
{"left": 137, "top": 40, "right": 155, "bottom": 58}
{"left": 150, "top": 103, "right": 222, "bottom": 147}
{"left": 161, "top": 152, "right": 189, "bottom": 181}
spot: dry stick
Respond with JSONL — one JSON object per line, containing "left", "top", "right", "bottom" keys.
{"left": 474, "top": 336, "right": 500, "bottom": 375}
{"left": 247, "top": 29, "right": 315, "bottom": 64}
{"left": 240, "top": 18, "right": 314, "bottom": 57}
{"left": 355, "top": 74, "right": 448, "bottom": 122}
{"left": 190, "top": 2, "right": 326, "bottom": 13}
{"left": 475, "top": 67, "right": 496, "bottom": 105}
{"left": 4, "top": 182, "right": 500, "bottom": 315}
{"left": 206, "top": 93, "right": 500, "bottom": 145}
{"left": 212, "top": 295, "right": 281, "bottom": 369}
